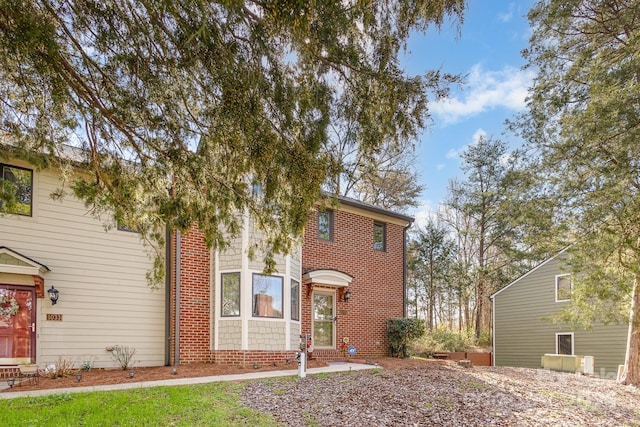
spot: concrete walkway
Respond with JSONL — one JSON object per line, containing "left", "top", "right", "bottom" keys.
{"left": 0, "top": 362, "right": 378, "bottom": 400}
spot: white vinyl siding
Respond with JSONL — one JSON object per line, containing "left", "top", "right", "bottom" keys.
{"left": 0, "top": 166, "right": 165, "bottom": 368}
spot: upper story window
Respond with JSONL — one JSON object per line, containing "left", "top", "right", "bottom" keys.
{"left": 252, "top": 273, "right": 283, "bottom": 318}
{"left": 318, "top": 210, "right": 333, "bottom": 241}
{"left": 555, "top": 274, "right": 572, "bottom": 302}
{"left": 0, "top": 164, "right": 33, "bottom": 216}
{"left": 373, "top": 222, "right": 386, "bottom": 251}
{"left": 117, "top": 222, "right": 139, "bottom": 233}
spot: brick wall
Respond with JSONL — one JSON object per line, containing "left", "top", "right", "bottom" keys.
{"left": 211, "top": 350, "right": 298, "bottom": 366}
{"left": 170, "top": 226, "right": 212, "bottom": 364}
{"left": 302, "top": 208, "right": 407, "bottom": 359}
{"left": 171, "top": 206, "right": 408, "bottom": 365}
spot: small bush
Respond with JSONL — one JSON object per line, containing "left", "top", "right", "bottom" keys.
{"left": 110, "top": 345, "right": 136, "bottom": 370}
{"left": 386, "top": 318, "right": 426, "bottom": 358}
{"left": 81, "top": 359, "right": 93, "bottom": 371}
{"left": 42, "top": 357, "right": 75, "bottom": 379}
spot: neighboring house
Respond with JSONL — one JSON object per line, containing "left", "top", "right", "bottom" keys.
{"left": 2, "top": 153, "right": 413, "bottom": 370}
{"left": 491, "top": 250, "right": 628, "bottom": 379}
{"left": 0, "top": 157, "right": 165, "bottom": 369}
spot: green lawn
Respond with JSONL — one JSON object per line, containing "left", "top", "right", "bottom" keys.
{"left": 0, "top": 382, "right": 281, "bottom": 427}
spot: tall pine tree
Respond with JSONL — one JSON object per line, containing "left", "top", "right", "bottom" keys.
{"left": 519, "top": 0, "right": 640, "bottom": 385}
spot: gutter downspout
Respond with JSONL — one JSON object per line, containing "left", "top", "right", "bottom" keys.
{"left": 174, "top": 230, "right": 181, "bottom": 366}
{"left": 403, "top": 223, "right": 412, "bottom": 318}
{"left": 164, "top": 225, "right": 172, "bottom": 366}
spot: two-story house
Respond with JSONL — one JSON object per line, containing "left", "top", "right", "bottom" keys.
{"left": 491, "top": 250, "right": 628, "bottom": 379}
{"left": 1, "top": 152, "right": 413, "bottom": 369}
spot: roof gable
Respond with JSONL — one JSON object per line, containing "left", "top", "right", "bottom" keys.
{"left": 0, "top": 246, "right": 50, "bottom": 276}
{"left": 490, "top": 247, "right": 568, "bottom": 299}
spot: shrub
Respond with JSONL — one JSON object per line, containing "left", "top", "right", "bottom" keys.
{"left": 81, "top": 359, "right": 93, "bottom": 371}
{"left": 110, "top": 345, "right": 136, "bottom": 370}
{"left": 410, "top": 326, "right": 492, "bottom": 355}
{"left": 42, "top": 357, "right": 75, "bottom": 379}
{"left": 386, "top": 318, "right": 426, "bottom": 358}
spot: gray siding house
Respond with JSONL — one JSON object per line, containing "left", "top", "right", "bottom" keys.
{"left": 491, "top": 251, "right": 627, "bottom": 379}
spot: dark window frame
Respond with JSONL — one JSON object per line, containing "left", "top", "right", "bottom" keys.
{"left": 373, "top": 222, "right": 386, "bottom": 251}
{"left": 291, "top": 279, "right": 300, "bottom": 321}
{"left": 0, "top": 163, "right": 33, "bottom": 217}
{"left": 318, "top": 210, "right": 334, "bottom": 241}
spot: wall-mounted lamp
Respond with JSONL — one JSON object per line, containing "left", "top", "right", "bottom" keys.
{"left": 47, "top": 285, "right": 59, "bottom": 305}
{"left": 75, "top": 373, "right": 82, "bottom": 383}
{"left": 129, "top": 370, "right": 135, "bottom": 378}
{"left": 343, "top": 289, "right": 352, "bottom": 302}
{"left": 7, "top": 378, "right": 15, "bottom": 388}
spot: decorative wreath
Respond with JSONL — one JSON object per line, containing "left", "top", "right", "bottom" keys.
{"left": 0, "top": 295, "right": 19, "bottom": 316}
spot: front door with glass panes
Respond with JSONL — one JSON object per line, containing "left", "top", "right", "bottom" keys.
{"left": 0, "top": 285, "right": 36, "bottom": 364}
{"left": 312, "top": 291, "right": 335, "bottom": 349}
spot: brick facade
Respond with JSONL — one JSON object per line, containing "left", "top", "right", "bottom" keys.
{"left": 169, "top": 227, "right": 213, "bottom": 364}
{"left": 302, "top": 206, "right": 410, "bottom": 360}
{"left": 171, "top": 200, "right": 411, "bottom": 366}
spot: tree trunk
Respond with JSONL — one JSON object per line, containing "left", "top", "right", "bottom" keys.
{"left": 620, "top": 277, "right": 640, "bottom": 386}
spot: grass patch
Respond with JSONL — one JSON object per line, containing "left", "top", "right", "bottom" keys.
{"left": 539, "top": 390, "right": 603, "bottom": 414}
{"left": 0, "top": 382, "right": 280, "bottom": 426}
{"left": 302, "top": 410, "right": 319, "bottom": 427}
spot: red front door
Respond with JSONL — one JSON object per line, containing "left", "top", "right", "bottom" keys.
{"left": 0, "top": 285, "right": 36, "bottom": 364}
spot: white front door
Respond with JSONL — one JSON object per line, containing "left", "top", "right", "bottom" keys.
{"left": 312, "top": 291, "right": 335, "bottom": 349}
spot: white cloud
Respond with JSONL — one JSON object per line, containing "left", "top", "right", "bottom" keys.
{"left": 409, "top": 200, "right": 438, "bottom": 231}
{"left": 436, "top": 163, "right": 445, "bottom": 171}
{"left": 444, "top": 128, "right": 487, "bottom": 162}
{"left": 432, "top": 64, "right": 535, "bottom": 124}
{"left": 472, "top": 128, "right": 487, "bottom": 144}
{"left": 445, "top": 148, "right": 459, "bottom": 159}
{"left": 498, "top": 3, "right": 515, "bottom": 23}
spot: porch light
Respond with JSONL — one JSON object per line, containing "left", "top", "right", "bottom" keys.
{"left": 7, "top": 378, "right": 15, "bottom": 388}
{"left": 343, "top": 289, "right": 352, "bottom": 302}
{"left": 76, "top": 373, "right": 82, "bottom": 382}
{"left": 47, "top": 285, "right": 59, "bottom": 305}
{"left": 129, "top": 370, "right": 134, "bottom": 378}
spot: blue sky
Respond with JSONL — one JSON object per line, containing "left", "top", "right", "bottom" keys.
{"left": 402, "top": 1, "right": 536, "bottom": 227}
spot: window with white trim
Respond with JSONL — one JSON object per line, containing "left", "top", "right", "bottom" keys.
{"left": 555, "top": 274, "right": 572, "bottom": 302}
{"left": 556, "top": 332, "right": 574, "bottom": 355}
{"left": 221, "top": 272, "right": 241, "bottom": 316}
{"left": 252, "top": 274, "right": 283, "bottom": 318}
{"left": 312, "top": 291, "right": 335, "bottom": 348}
